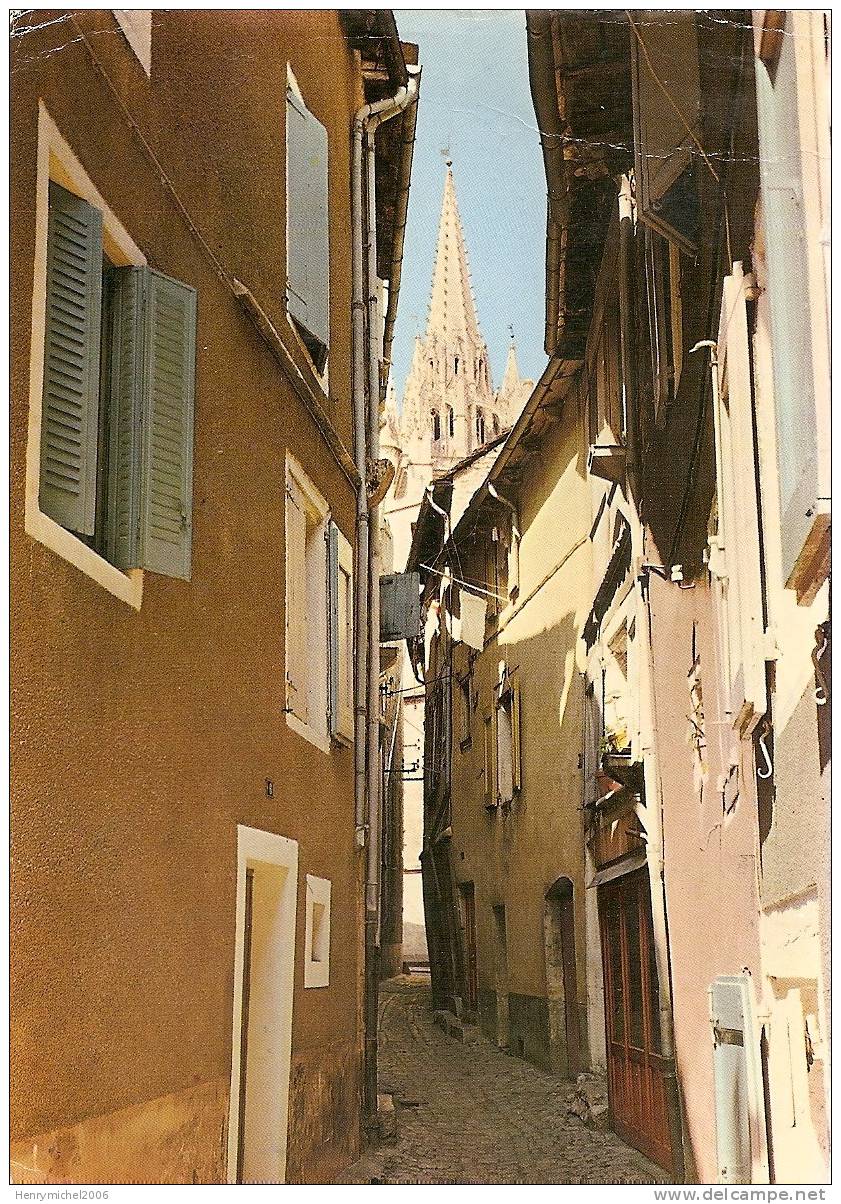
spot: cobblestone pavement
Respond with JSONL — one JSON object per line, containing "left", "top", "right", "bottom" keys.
{"left": 341, "top": 976, "right": 668, "bottom": 1185}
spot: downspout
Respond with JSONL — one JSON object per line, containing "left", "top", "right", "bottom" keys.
{"left": 353, "top": 66, "right": 419, "bottom": 1129}
{"left": 619, "top": 173, "right": 685, "bottom": 1177}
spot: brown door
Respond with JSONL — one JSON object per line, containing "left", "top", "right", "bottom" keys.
{"left": 460, "top": 883, "right": 478, "bottom": 1012}
{"left": 599, "top": 868, "right": 675, "bottom": 1174}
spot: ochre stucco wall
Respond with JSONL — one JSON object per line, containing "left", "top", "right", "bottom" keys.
{"left": 12, "top": 10, "right": 365, "bottom": 1183}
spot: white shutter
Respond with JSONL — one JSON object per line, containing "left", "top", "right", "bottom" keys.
{"left": 712, "top": 264, "right": 767, "bottom": 734}
{"left": 327, "top": 521, "right": 353, "bottom": 742}
{"left": 286, "top": 78, "right": 329, "bottom": 356}
{"left": 285, "top": 479, "right": 308, "bottom": 722}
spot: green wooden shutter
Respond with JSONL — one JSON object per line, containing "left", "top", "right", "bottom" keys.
{"left": 106, "top": 267, "right": 144, "bottom": 568}
{"left": 286, "top": 83, "right": 330, "bottom": 354}
{"left": 105, "top": 267, "right": 196, "bottom": 579}
{"left": 139, "top": 270, "right": 196, "bottom": 579}
{"left": 40, "top": 182, "right": 103, "bottom": 534}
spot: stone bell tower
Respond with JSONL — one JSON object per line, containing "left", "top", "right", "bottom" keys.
{"left": 383, "top": 163, "right": 532, "bottom": 563}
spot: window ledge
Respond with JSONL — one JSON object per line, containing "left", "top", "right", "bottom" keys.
{"left": 25, "top": 506, "right": 143, "bottom": 610}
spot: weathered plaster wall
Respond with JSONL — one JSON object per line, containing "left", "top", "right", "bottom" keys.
{"left": 11, "top": 11, "right": 364, "bottom": 1183}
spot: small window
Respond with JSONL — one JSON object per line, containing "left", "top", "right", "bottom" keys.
{"left": 454, "top": 356, "right": 459, "bottom": 375}
{"left": 39, "top": 181, "right": 196, "bottom": 580}
{"left": 496, "top": 667, "right": 522, "bottom": 805}
{"left": 492, "top": 413, "right": 500, "bottom": 436}
{"left": 431, "top": 409, "right": 441, "bottom": 442}
{"left": 475, "top": 408, "right": 486, "bottom": 444}
{"left": 447, "top": 405, "right": 455, "bottom": 438}
{"left": 645, "top": 230, "right": 683, "bottom": 422}
{"left": 304, "top": 874, "right": 331, "bottom": 988}
{"left": 286, "top": 457, "right": 352, "bottom": 751}
{"left": 286, "top": 69, "right": 329, "bottom": 374}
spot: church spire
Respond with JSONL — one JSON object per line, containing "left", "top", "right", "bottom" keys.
{"left": 499, "top": 340, "right": 522, "bottom": 398}
{"left": 425, "top": 164, "right": 483, "bottom": 350}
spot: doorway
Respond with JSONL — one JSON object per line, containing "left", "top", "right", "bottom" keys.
{"left": 492, "top": 904, "right": 510, "bottom": 1049}
{"left": 544, "top": 877, "right": 581, "bottom": 1077}
{"left": 598, "top": 867, "right": 674, "bottom": 1173}
{"left": 459, "top": 882, "right": 478, "bottom": 1014}
{"left": 227, "top": 826, "right": 298, "bottom": 1184}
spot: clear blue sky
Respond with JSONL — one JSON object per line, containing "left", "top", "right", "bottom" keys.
{"left": 391, "top": 10, "right": 548, "bottom": 402}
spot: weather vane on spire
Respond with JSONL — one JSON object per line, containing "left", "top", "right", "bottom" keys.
{"left": 440, "top": 144, "right": 452, "bottom": 168}
{"left": 508, "top": 324, "right": 515, "bottom": 342}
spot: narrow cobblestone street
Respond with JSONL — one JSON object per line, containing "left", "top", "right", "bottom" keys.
{"left": 343, "top": 977, "right": 667, "bottom": 1185}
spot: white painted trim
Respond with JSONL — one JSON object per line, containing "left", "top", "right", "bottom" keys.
{"left": 113, "top": 10, "right": 152, "bottom": 76}
{"left": 227, "top": 825, "right": 298, "bottom": 1185}
{"left": 284, "top": 452, "right": 331, "bottom": 749}
{"left": 303, "top": 874, "right": 331, "bottom": 988}
{"left": 25, "top": 103, "right": 147, "bottom": 610}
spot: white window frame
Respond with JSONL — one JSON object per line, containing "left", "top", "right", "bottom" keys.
{"left": 303, "top": 874, "right": 331, "bottom": 988}
{"left": 284, "top": 453, "right": 330, "bottom": 753}
{"left": 26, "top": 103, "right": 146, "bottom": 610}
{"left": 113, "top": 10, "right": 152, "bottom": 76}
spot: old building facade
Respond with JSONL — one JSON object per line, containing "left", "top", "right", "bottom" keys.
{"left": 523, "top": 7, "right": 830, "bottom": 1183}
{"left": 11, "top": 9, "right": 418, "bottom": 1184}
{"left": 400, "top": 7, "right": 829, "bottom": 1187}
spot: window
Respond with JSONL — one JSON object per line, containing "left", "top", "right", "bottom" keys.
{"left": 629, "top": 10, "right": 701, "bottom": 253}
{"left": 286, "top": 68, "right": 329, "bottom": 374}
{"left": 446, "top": 405, "right": 455, "bottom": 438}
{"left": 431, "top": 409, "right": 441, "bottom": 442}
{"left": 475, "top": 408, "right": 486, "bottom": 444}
{"left": 304, "top": 874, "right": 331, "bottom": 988}
{"left": 708, "top": 263, "right": 767, "bottom": 736}
{"left": 496, "top": 665, "right": 522, "bottom": 805}
{"left": 113, "top": 11, "right": 152, "bottom": 75}
{"left": 285, "top": 456, "right": 352, "bottom": 750}
{"left": 492, "top": 413, "right": 500, "bottom": 437}
{"left": 38, "top": 180, "right": 196, "bottom": 583}
{"left": 454, "top": 356, "right": 459, "bottom": 375}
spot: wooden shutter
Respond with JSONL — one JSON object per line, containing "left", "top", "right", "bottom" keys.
{"left": 105, "top": 268, "right": 196, "bottom": 578}
{"left": 754, "top": 19, "right": 825, "bottom": 589}
{"left": 511, "top": 673, "right": 522, "bottom": 794}
{"left": 106, "top": 267, "right": 143, "bottom": 567}
{"left": 715, "top": 264, "right": 767, "bottom": 733}
{"left": 285, "top": 478, "right": 308, "bottom": 722}
{"left": 40, "top": 182, "right": 103, "bottom": 534}
{"left": 139, "top": 271, "right": 196, "bottom": 579}
{"left": 334, "top": 532, "right": 351, "bottom": 736}
{"left": 630, "top": 10, "right": 701, "bottom": 253}
{"left": 327, "top": 520, "right": 339, "bottom": 738}
{"left": 286, "top": 82, "right": 329, "bottom": 355}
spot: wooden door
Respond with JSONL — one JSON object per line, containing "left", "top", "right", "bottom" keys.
{"left": 460, "top": 883, "right": 478, "bottom": 1013}
{"left": 599, "top": 868, "right": 675, "bottom": 1174}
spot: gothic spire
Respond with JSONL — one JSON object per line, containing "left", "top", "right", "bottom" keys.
{"left": 425, "top": 165, "right": 484, "bottom": 350}
{"left": 498, "top": 341, "right": 522, "bottom": 399}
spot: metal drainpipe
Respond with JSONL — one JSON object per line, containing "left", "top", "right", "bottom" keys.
{"left": 619, "top": 174, "right": 685, "bottom": 1178}
{"left": 353, "top": 68, "right": 419, "bottom": 1129}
